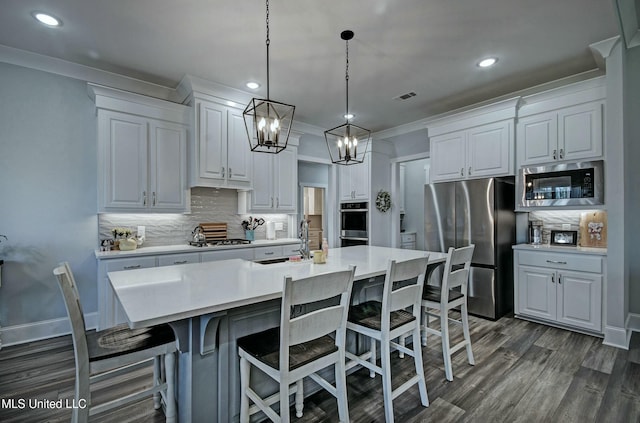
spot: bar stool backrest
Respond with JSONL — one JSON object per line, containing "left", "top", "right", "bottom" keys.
{"left": 382, "top": 256, "right": 430, "bottom": 329}
{"left": 441, "top": 245, "right": 475, "bottom": 301}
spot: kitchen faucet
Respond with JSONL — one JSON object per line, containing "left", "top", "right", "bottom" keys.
{"left": 299, "top": 218, "right": 310, "bottom": 260}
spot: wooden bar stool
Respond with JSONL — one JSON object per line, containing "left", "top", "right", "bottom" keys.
{"left": 345, "top": 256, "right": 430, "bottom": 423}
{"left": 421, "top": 245, "right": 475, "bottom": 381}
{"left": 54, "top": 262, "right": 177, "bottom": 423}
{"left": 237, "top": 266, "right": 356, "bottom": 423}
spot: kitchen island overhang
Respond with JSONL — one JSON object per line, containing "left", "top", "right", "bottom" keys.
{"left": 108, "top": 246, "right": 447, "bottom": 422}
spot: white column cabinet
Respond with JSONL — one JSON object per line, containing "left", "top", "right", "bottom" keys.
{"left": 430, "top": 120, "right": 512, "bottom": 182}
{"left": 339, "top": 158, "right": 370, "bottom": 201}
{"left": 514, "top": 249, "right": 603, "bottom": 333}
{"left": 190, "top": 99, "right": 252, "bottom": 189}
{"left": 249, "top": 146, "right": 297, "bottom": 213}
{"left": 98, "top": 110, "right": 187, "bottom": 212}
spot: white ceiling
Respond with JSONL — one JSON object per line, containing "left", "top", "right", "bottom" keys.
{"left": 0, "top": 0, "right": 619, "bottom": 133}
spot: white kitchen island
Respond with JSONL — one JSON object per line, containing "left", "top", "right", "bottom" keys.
{"left": 108, "top": 246, "right": 447, "bottom": 422}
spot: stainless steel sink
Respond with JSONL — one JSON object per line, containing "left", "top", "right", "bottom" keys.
{"left": 254, "top": 257, "right": 291, "bottom": 265}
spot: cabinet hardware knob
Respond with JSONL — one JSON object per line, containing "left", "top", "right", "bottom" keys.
{"left": 276, "top": 197, "right": 279, "bottom": 208}
{"left": 124, "top": 265, "right": 141, "bottom": 270}
{"left": 152, "top": 191, "right": 156, "bottom": 206}
{"left": 558, "top": 275, "right": 562, "bottom": 284}
{"left": 271, "top": 197, "right": 274, "bottom": 208}
{"left": 469, "top": 166, "right": 472, "bottom": 175}
{"left": 264, "top": 252, "right": 274, "bottom": 255}
{"left": 553, "top": 149, "right": 557, "bottom": 160}
{"left": 174, "top": 260, "right": 188, "bottom": 264}
{"left": 559, "top": 149, "right": 564, "bottom": 159}
{"left": 143, "top": 191, "right": 147, "bottom": 206}
{"left": 222, "top": 167, "right": 225, "bottom": 178}
{"left": 546, "top": 260, "right": 567, "bottom": 264}
{"left": 551, "top": 274, "right": 555, "bottom": 283}
{"left": 229, "top": 168, "right": 232, "bottom": 178}
{"left": 460, "top": 168, "right": 464, "bottom": 176}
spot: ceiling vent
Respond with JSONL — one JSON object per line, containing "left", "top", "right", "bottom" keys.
{"left": 393, "top": 91, "right": 417, "bottom": 101}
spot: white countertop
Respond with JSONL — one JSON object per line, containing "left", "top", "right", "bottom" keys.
{"left": 512, "top": 243, "right": 607, "bottom": 255}
{"left": 95, "top": 238, "right": 300, "bottom": 260}
{"left": 108, "top": 246, "right": 448, "bottom": 328}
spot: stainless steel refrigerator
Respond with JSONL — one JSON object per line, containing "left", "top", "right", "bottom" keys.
{"left": 424, "top": 177, "right": 515, "bottom": 320}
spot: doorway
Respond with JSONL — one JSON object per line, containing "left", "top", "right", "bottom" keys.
{"left": 302, "top": 186, "right": 325, "bottom": 250}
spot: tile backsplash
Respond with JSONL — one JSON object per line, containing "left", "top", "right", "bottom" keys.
{"left": 99, "top": 187, "right": 290, "bottom": 247}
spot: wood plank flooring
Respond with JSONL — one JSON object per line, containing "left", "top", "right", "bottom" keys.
{"left": 1, "top": 314, "right": 638, "bottom": 422}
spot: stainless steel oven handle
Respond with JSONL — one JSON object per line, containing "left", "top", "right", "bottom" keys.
{"left": 340, "top": 236, "right": 369, "bottom": 241}
{"left": 340, "top": 209, "right": 369, "bottom": 212}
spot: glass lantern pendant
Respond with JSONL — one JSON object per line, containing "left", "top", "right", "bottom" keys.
{"left": 324, "top": 30, "right": 371, "bottom": 165}
{"left": 243, "top": 0, "right": 295, "bottom": 154}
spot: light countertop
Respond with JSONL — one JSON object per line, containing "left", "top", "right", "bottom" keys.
{"left": 512, "top": 243, "right": 607, "bottom": 255}
{"left": 108, "top": 246, "right": 448, "bottom": 329}
{"left": 95, "top": 238, "right": 300, "bottom": 260}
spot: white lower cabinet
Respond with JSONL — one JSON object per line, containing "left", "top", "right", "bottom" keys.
{"left": 515, "top": 249, "right": 603, "bottom": 333}
{"left": 400, "top": 232, "right": 416, "bottom": 249}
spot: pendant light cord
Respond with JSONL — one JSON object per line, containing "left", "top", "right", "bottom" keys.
{"left": 345, "top": 37, "right": 349, "bottom": 123}
{"left": 265, "top": 0, "right": 270, "bottom": 100}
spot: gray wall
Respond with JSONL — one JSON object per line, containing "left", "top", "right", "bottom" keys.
{"left": 0, "top": 63, "right": 98, "bottom": 327}
{"left": 387, "top": 129, "right": 429, "bottom": 159}
{"left": 298, "top": 161, "right": 329, "bottom": 186}
{"left": 298, "top": 133, "right": 330, "bottom": 161}
{"left": 626, "top": 45, "right": 640, "bottom": 314}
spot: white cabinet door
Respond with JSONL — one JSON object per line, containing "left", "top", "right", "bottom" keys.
{"left": 516, "top": 112, "right": 557, "bottom": 166}
{"left": 556, "top": 270, "right": 602, "bottom": 332}
{"left": 100, "top": 111, "right": 148, "bottom": 210}
{"left": 274, "top": 147, "right": 297, "bottom": 211}
{"left": 339, "top": 165, "right": 354, "bottom": 201}
{"left": 149, "top": 121, "right": 187, "bottom": 210}
{"left": 517, "top": 265, "right": 556, "bottom": 321}
{"left": 430, "top": 131, "right": 466, "bottom": 182}
{"left": 339, "top": 159, "right": 369, "bottom": 201}
{"left": 197, "top": 100, "right": 226, "bottom": 182}
{"left": 351, "top": 159, "right": 370, "bottom": 200}
{"left": 227, "top": 110, "right": 252, "bottom": 184}
{"left": 467, "top": 121, "right": 510, "bottom": 178}
{"left": 250, "top": 155, "right": 274, "bottom": 210}
{"left": 558, "top": 102, "right": 603, "bottom": 162}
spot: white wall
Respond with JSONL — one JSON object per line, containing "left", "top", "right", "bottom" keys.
{"left": 402, "top": 159, "right": 429, "bottom": 249}
{"left": 0, "top": 63, "right": 98, "bottom": 335}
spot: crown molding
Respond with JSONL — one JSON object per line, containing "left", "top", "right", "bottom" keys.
{"left": 589, "top": 36, "right": 622, "bottom": 69}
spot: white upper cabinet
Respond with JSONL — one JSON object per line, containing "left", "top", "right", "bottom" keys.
{"left": 91, "top": 85, "right": 189, "bottom": 213}
{"left": 339, "top": 157, "right": 370, "bottom": 201}
{"left": 516, "top": 78, "right": 605, "bottom": 167}
{"left": 249, "top": 146, "right": 297, "bottom": 213}
{"left": 428, "top": 98, "right": 518, "bottom": 183}
{"left": 191, "top": 98, "right": 252, "bottom": 189}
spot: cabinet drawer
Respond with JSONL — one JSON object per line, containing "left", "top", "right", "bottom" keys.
{"left": 253, "top": 246, "right": 284, "bottom": 260}
{"left": 201, "top": 248, "right": 254, "bottom": 262}
{"left": 281, "top": 243, "right": 303, "bottom": 257}
{"left": 401, "top": 233, "right": 416, "bottom": 243}
{"left": 105, "top": 257, "right": 156, "bottom": 272}
{"left": 158, "top": 253, "right": 200, "bottom": 267}
{"left": 518, "top": 251, "right": 602, "bottom": 273}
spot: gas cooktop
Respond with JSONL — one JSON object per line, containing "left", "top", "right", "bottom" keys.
{"left": 189, "top": 239, "right": 251, "bottom": 247}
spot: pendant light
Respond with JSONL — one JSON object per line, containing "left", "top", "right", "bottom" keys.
{"left": 243, "top": 0, "right": 295, "bottom": 154}
{"left": 324, "top": 30, "right": 371, "bottom": 165}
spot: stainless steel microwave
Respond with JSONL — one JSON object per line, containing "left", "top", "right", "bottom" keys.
{"left": 518, "top": 160, "right": 604, "bottom": 208}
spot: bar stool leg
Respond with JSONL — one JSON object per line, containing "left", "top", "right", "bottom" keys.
{"left": 461, "top": 302, "right": 475, "bottom": 365}
{"left": 335, "top": 355, "right": 350, "bottom": 423}
{"left": 153, "top": 356, "right": 161, "bottom": 409}
{"left": 412, "top": 326, "right": 429, "bottom": 406}
{"left": 239, "top": 356, "right": 250, "bottom": 423}
{"left": 279, "top": 383, "right": 290, "bottom": 422}
{"left": 295, "top": 379, "right": 304, "bottom": 418}
{"left": 369, "top": 338, "right": 377, "bottom": 378}
{"left": 380, "top": 333, "right": 395, "bottom": 423}
{"left": 441, "top": 309, "right": 453, "bottom": 382}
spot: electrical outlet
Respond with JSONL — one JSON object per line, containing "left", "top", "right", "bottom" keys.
{"left": 275, "top": 222, "right": 284, "bottom": 231}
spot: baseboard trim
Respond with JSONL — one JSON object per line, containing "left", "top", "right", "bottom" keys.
{"left": 1, "top": 313, "right": 97, "bottom": 347}
{"left": 603, "top": 324, "right": 632, "bottom": 349}
{"left": 627, "top": 313, "right": 640, "bottom": 332}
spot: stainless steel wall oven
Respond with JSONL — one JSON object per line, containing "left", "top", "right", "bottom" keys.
{"left": 340, "top": 202, "right": 368, "bottom": 246}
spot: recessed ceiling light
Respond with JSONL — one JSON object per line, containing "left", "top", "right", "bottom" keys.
{"left": 246, "top": 81, "right": 260, "bottom": 90}
{"left": 344, "top": 113, "right": 354, "bottom": 120}
{"left": 32, "top": 12, "right": 62, "bottom": 27}
{"left": 477, "top": 57, "right": 498, "bottom": 68}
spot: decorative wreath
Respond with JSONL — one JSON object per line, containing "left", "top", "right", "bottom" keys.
{"left": 375, "top": 190, "right": 392, "bottom": 213}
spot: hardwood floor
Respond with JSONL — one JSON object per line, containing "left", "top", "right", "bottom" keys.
{"left": 1, "top": 314, "right": 638, "bottom": 422}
